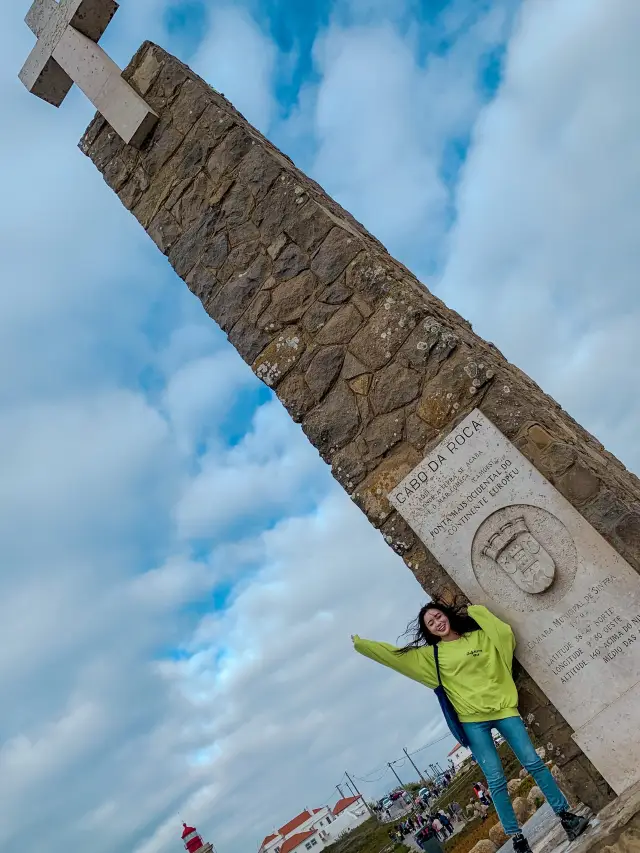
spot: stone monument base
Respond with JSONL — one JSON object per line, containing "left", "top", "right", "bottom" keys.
{"left": 508, "top": 781, "right": 640, "bottom": 853}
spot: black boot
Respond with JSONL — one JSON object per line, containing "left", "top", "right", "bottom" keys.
{"left": 559, "top": 811, "right": 590, "bottom": 842}
{"left": 512, "top": 832, "right": 532, "bottom": 853}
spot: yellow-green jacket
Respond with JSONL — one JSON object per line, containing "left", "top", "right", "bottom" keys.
{"left": 353, "top": 605, "right": 519, "bottom": 723}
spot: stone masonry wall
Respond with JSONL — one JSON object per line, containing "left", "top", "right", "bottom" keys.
{"left": 81, "top": 43, "right": 640, "bottom": 811}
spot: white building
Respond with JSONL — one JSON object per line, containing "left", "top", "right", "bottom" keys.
{"left": 259, "top": 807, "right": 336, "bottom": 853}
{"left": 448, "top": 741, "right": 473, "bottom": 771}
{"left": 258, "top": 797, "right": 369, "bottom": 853}
{"left": 328, "top": 796, "right": 369, "bottom": 839}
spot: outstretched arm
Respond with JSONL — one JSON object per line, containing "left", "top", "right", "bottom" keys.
{"left": 468, "top": 605, "right": 516, "bottom": 669}
{"left": 352, "top": 635, "right": 437, "bottom": 688}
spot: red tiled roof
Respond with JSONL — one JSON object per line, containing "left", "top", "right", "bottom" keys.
{"left": 333, "top": 796, "right": 362, "bottom": 816}
{"left": 261, "top": 834, "right": 279, "bottom": 849}
{"left": 280, "top": 831, "right": 316, "bottom": 853}
{"left": 448, "top": 743, "right": 462, "bottom": 756}
{"left": 278, "top": 811, "right": 312, "bottom": 838}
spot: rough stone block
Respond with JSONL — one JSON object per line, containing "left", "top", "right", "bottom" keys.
{"left": 527, "top": 786, "right": 544, "bottom": 809}
{"left": 206, "top": 126, "right": 253, "bottom": 186}
{"left": 363, "top": 411, "right": 404, "bottom": 459}
{"left": 274, "top": 374, "right": 313, "bottom": 423}
{"left": 310, "top": 227, "right": 363, "bottom": 285}
{"left": 512, "top": 797, "right": 532, "bottom": 824}
{"left": 370, "top": 362, "right": 421, "bottom": 415}
{"left": 237, "top": 144, "right": 282, "bottom": 203}
{"left": 207, "top": 252, "right": 271, "bottom": 333}
{"left": 303, "top": 301, "right": 341, "bottom": 335}
{"left": 469, "top": 840, "right": 496, "bottom": 853}
{"left": 283, "top": 200, "right": 333, "bottom": 254}
{"left": 349, "top": 294, "right": 424, "bottom": 370}
{"left": 272, "top": 242, "right": 310, "bottom": 282}
{"left": 322, "top": 279, "right": 352, "bottom": 305}
{"left": 147, "top": 208, "right": 180, "bottom": 253}
{"left": 255, "top": 175, "right": 305, "bottom": 243}
{"left": 349, "top": 373, "right": 372, "bottom": 396}
{"left": 399, "top": 316, "right": 459, "bottom": 373}
{"left": 171, "top": 78, "right": 209, "bottom": 135}
{"left": 303, "top": 382, "right": 360, "bottom": 457}
{"left": 539, "top": 441, "right": 577, "bottom": 476}
{"left": 381, "top": 513, "right": 416, "bottom": 556}
{"left": 507, "top": 779, "right": 523, "bottom": 796}
{"left": 558, "top": 462, "right": 601, "bottom": 505}
{"left": 316, "top": 304, "right": 363, "bottom": 346}
{"left": 405, "top": 410, "right": 436, "bottom": 451}
{"left": 417, "top": 351, "right": 490, "bottom": 429}
{"left": 253, "top": 327, "right": 305, "bottom": 389}
{"left": 488, "top": 825, "right": 508, "bottom": 848}
{"left": 331, "top": 443, "right": 368, "bottom": 492}
{"left": 305, "top": 346, "right": 345, "bottom": 401}
{"left": 129, "top": 45, "right": 162, "bottom": 95}
{"left": 353, "top": 445, "right": 421, "bottom": 526}
{"left": 615, "top": 512, "right": 640, "bottom": 552}
{"left": 261, "top": 271, "right": 317, "bottom": 329}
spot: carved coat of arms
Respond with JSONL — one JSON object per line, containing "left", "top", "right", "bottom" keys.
{"left": 482, "top": 516, "right": 555, "bottom": 594}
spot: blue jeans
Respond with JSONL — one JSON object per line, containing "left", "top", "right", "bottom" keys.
{"left": 462, "top": 716, "right": 569, "bottom": 836}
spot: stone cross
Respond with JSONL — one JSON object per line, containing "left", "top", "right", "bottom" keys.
{"left": 19, "top": 0, "right": 157, "bottom": 147}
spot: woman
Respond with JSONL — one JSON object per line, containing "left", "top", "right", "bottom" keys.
{"left": 352, "top": 599, "right": 590, "bottom": 853}
{"left": 474, "top": 782, "right": 491, "bottom": 806}
{"left": 431, "top": 815, "right": 444, "bottom": 842}
{"left": 437, "top": 811, "right": 454, "bottom": 837}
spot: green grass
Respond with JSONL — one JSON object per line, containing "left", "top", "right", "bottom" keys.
{"left": 432, "top": 742, "right": 522, "bottom": 814}
{"left": 321, "top": 817, "right": 402, "bottom": 853}
{"left": 443, "top": 813, "right": 500, "bottom": 853}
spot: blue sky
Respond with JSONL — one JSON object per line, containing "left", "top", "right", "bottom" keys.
{"left": 2, "top": 1, "right": 640, "bottom": 853}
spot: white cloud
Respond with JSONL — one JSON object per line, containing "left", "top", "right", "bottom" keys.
{"left": 138, "top": 490, "right": 442, "bottom": 853}
{"left": 440, "top": 0, "right": 640, "bottom": 471}
{"left": 175, "top": 401, "right": 325, "bottom": 540}
{"left": 162, "top": 350, "right": 259, "bottom": 454}
{"left": 192, "top": 4, "right": 279, "bottom": 133}
{"left": 286, "top": 0, "right": 514, "bottom": 273}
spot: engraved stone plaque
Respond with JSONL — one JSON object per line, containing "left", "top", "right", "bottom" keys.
{"left": 389, "top": 409, "right": 640, "bottom": 794}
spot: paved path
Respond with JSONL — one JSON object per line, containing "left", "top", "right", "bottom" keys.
{"left": 403, "top": 819, "right": 466, "bottom": 850}
{"left": 402, "top": 804, "right": 600, "bottom": 853}
{"left": 497, "top": 805, "right": 600, "bottom": 853}
{"left": 379, "top": 802, "right": 413, "bottom": 823}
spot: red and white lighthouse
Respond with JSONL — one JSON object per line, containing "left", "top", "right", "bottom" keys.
{"left": 181, "top": 823, "right": 214, "bottom": 853}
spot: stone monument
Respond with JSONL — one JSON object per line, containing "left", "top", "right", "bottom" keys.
{"left": 390, "top": 410, "right": 640, "bottom": 795}
{"left": 18, "top": 1, "right": 640, "bottom": 814}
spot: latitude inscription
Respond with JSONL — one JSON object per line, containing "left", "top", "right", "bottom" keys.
{"left": 19, "top": 0, "right": 157, "bottom": 147}
{"left": 390, "top": 409, "right": 640, "bottom": 794}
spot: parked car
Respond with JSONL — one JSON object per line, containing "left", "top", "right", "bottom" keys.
{"left": 418, "top": 787, "right": 431, "bottom": 800}
{"left": 390, "top": 790, "right": 405, "bottom": 801}
{"left": 381, "top": 797, "right": 393, "bottom": 810}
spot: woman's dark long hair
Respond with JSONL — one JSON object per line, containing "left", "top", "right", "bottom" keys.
{"left": 394, "top": 596, "right": 480, "bottom": 654}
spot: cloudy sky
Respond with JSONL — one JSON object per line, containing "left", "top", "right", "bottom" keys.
{"left": 2, "top": 0, "right": 639, "bottom": 851}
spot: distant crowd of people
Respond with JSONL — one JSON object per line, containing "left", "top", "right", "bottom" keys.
{"left": 387, "top": 801, "right": 463, "bottom": 849}
{"left": 381, "top": 778, "right": 497, "bottom": 850}
{"left": 465, "top": 782, "right": 492, "bottom": 822}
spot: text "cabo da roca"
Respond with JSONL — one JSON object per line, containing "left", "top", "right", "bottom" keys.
{"left": 394, "top": 420, "right": 483, "bottom": 505}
